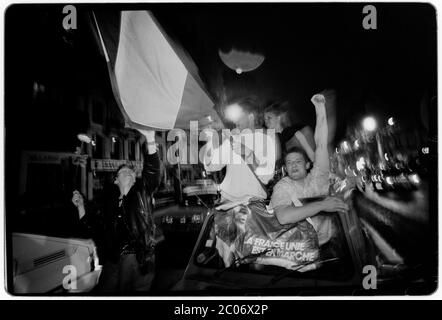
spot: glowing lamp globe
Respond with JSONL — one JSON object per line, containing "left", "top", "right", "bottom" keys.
{"left": 362, "top": 117, "right": 377, "bottom": 132}
{"left": 219, "top": 48, "right": 265, "bottom": 74}
{"left": 225, "top": 103, "right": 244, "bottom": 123}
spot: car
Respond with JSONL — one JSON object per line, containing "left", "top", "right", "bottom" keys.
{"left": 172, "top": 191, "right": 436, "bottom": 295}
{"left": 11, "top": 233, "right": 101, "bottom": 294}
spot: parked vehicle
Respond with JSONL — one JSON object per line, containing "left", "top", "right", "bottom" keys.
{"left": 172, "top": 192, "right": 436, "bottom": 295}
{"left": 12, "top": 233, "right": 101, "bottom": 294}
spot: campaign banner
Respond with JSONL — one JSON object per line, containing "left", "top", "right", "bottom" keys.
{"left": 214, "top": 201, "right": 320, "bottom": 271}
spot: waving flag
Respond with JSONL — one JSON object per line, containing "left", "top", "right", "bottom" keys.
{"left": 92, "top": 10, "right": 223, "bottom": 130}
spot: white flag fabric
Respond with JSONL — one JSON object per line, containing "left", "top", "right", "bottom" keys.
{"left": 94, "top": 10, "right": 223, "bottom": 130}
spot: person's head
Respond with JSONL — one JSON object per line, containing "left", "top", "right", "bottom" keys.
{"left": 225, "top": 96, "right": 262, "bottom": 130}
{"left": 233, "top": 204, "right": 250, "bottom": 234}
{"left": 264, "top": 100, "right": 292, "bottom": 133}
{"left": 114, "top": 164, "right": 137, "bottom": 192}
{"left": 284, "top": 147, "right": 311, "bottom": 180}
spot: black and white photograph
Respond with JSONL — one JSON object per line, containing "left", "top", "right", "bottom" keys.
{"left": 3, "top": 2, "right": 438, "bottom": 296}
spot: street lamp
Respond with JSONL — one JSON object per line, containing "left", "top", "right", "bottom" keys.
{"left": 224, "top": 103, "right": 244, "bottom": 123}
{"left": 362, "top": 116, "right": 387, "bottom": 169}
{"left": 362, "top": 116, "right": 377, "bottom": 132}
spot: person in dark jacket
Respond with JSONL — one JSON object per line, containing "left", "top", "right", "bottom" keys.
{"left": 72, "top": 129, "right": 161, "bottom": 293}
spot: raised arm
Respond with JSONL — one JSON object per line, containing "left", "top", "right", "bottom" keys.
{"left": 71, "top": 190, "right": 96, "bottom": 238}
{"left": 202, "top": 130, "right": 227, "bottom": 172}
{"left": 284, "top": 126, "right": 315, "bottom": 162}
{"left": 138, "top": 129, "right": 161, "bottom": 194}
{"left": 311, "top": 93, "right": 329, "bottom": 172}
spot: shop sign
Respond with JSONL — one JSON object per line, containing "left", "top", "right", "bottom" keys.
{"left": 91, "top": 159, "right": 143, "bottom": 172}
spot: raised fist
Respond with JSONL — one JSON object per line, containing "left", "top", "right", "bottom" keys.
{"left": 137, "top": 129, "right": 156, "bottom": 143}
{"left": 72, "top": 190, "right": 84, "bottom": 208}
{"left": 311, "top": 93, "right": 326, "bottom": 106}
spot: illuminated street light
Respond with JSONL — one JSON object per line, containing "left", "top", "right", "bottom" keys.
{"left": 225, "top": 103, "right": 244, "bottom": 123}
{"left": 362, "top": 116, "right": 377, "bottom": 131}
{"left": 77, "top": 133, "right": 92, "bottom": 144}
{"left": 388, "top": 117, "right": 395, "bottom": 126}
{"left": 409, "top": 174, "right": 420, "bottom": 185}
{"left": 362, "top": 116, "right": 384, "bottom": 166}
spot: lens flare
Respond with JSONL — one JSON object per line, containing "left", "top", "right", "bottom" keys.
{"left": 362, "top": 117, "right": 377, "bottom": 131}
{"left": 225, "top": 103, "right": 244, "bottom": 123}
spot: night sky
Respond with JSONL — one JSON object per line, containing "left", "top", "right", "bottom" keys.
{"left": 4, "top": 3, "right": 437, "bottom": 206}
{"left": 153, "top": 3, "right": 436, "bottom": 131}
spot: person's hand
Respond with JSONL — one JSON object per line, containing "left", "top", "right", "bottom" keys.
{"left": 320, "top": 196, "right": 349, "bottom": 213}
{"left": 72, "top": 190, "right": 84, "bottom": 207}
{"left": 311, "top": 93, "right": 326, "bottom": 107}
{"left": 137, "top": 129, "right": 156, "bottom": 143}
{"left": 137, "top": 129, "right": 157, "bottom": 154}
{"left": 72, "top": 190, "right": 86, "bottom": 219}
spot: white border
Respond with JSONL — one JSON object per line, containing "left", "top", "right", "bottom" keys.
{"left": 0, "top": 0, "right": 440, "bottom": 301}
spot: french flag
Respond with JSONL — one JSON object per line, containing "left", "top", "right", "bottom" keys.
{"left": 92, "top": 10, "right": 223, "bottom": 130}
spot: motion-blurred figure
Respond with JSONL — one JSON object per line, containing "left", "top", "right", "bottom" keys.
{"left": 72, "top": 129, "right": 160, "bottom": 292}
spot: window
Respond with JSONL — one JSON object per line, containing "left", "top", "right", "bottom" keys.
{"left": 92, "top": 135, "right": 104, "bottom": 159}
{"left": 110, "top": 136, "right": 121, "bottom": 160}
{"left": 128, "top": 139, "right": 136, "bottom": 161}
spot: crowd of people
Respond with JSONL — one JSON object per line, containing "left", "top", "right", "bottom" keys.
{"left": 70, "top": 92, "right": 350, "bottom": 292}
{"left": 206, "top": 93, "right": 349, "bottom": 269}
